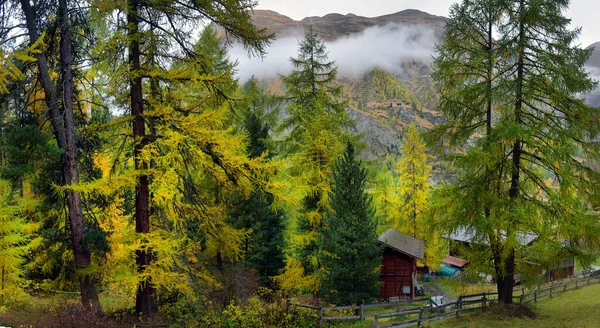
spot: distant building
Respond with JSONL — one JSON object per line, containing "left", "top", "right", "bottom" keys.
{"left": 443, "top": 227, "right": 574, "bottom": 283}
{"left": 378, "top": 228, "right": 425, "bottom": 300}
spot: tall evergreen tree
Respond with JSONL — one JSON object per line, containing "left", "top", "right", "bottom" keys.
{"left": 432, "top": 0, "right": 600, "bottom": 304}
{"left": 91, "top": 0, "right": 272, "bottom": 315}
{"left": 228, "top": 79, "right": 285, "bottom": 286}
{"left": 318, "top": 142, "right": 381, "bottom": 305}
{"left": 277, "top": 27, "right": 350, "bottom": 293}
{"left": 17, "top": 0, "right": 101, "bottom": 309}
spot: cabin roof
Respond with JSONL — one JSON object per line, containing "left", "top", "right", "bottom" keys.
{"left": 442, "top": 255, "right": 469, "bottom": 268}
{"left": 444, "top": 227, "right": 537, "bottom": 246}
{"left": 378, "top": 228, "right": 425, "bottom": 260}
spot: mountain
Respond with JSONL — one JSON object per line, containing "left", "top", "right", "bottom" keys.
{"left": 585, "top": 42, "right": 600, "bottom": 108}
{"left": 246, "top": 9, "right": 446, "bottom": 158}
{"left": 587, "top": 42, "right": 600, "bottom": 69}
{"left": 250, "top": 9, "right": 447, "bottom": 41}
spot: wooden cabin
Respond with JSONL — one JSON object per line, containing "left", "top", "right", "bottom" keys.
{"left": 378, "top": 228, "right": 425, "bottom": 300}
{"left": 444, "top": 227, "right": 574, "bottom": 283}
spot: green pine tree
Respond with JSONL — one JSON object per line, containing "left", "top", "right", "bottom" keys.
{"left": 318, "top": 142, "right": 381, "bottom": 305}
{"left": 228, "top": 86, "right": 285, "bottom": 286}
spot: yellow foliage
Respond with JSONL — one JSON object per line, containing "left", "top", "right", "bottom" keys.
{"left": 274, "top": 256, "right": 319, "bottom": 294}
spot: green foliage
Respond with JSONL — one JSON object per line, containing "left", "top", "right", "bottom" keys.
{"left": 352, "top": 68, "right": 420, "bottom": 107}
{"left": 1, "top": 115, "right": 62, "bottom": 184}
{"left": 431, "top": 0, "right": 600, "bottom": 302}
{"left": 160, "top": 289, "right": 315, "bottom": 328}
{"left": 318, "top": 143, "right": 381, "bottom": 305}
{"left": 228, "top": 105, "right": 285, "bottom": 286}
{"left": 277, "top": 27, "right": 350, "bottom": 294}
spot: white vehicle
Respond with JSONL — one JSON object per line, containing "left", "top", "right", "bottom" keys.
{"left": 429, "top": 295, "right": 445, "bottom": 312}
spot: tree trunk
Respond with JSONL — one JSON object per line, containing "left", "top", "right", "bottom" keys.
{"left": 20, "top": 0, "right": 100, "bottom": 310}
{"left": 494, "top": 247, "right": 515, "bottom": 304}
{"left": 59, "top": 0, "right": 100, "bottom": 310}
{"left": 496, "top": 0, "right": 526, "bottom": 306}
{"left": 127, "top": 0, "right": 154, "bottom": 316}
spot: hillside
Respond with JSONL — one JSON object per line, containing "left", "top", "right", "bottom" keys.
{"left": 352, "top": 68, "right": 420, "bottom": 108}
{"left": 245, "top": 10, "right": 446, "bottom": 158}
{"left": 250, "top": 9, "right": 447, "bottom": 41}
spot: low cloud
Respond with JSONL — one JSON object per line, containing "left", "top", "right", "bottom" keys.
{"left": 228, "top": 23, "right": 439, "bottom": 82}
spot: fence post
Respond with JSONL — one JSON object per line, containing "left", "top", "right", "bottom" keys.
{"left": 418, "top": 308, "right": 424, "bottom": 328}
{"left": 534, "top": 290, "right": 537, "bottom": 302}
{"left": 550, "top": 286, "right": 553, "bottom": 298}
{"left": 373, "top": 314, "right": 379, "bottom": 328}
{"left": 396, "top": 301, "right": 400, "bottom": 313}
{"left": 360, "top": 303, "right": 365, "bottom": 321}
{"left": 520, "top": 294, "right": 524, "bottom": 303}
{"left": 564, "top": 282, "right": 568, "bottom": 292}
{"left": 318, "top": 307, "right": 323, "bottom": 328}
{"left": 482, "top": 292, "right": 487, "bottom": 308}
{"left": 456, "top": 296, "right": 462, "bottom": 317}
{"left": 575, "top": 280, "right": 578, "bottom": 288}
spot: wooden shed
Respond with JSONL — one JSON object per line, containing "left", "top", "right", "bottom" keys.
{"left": 378, "top": 228, "right": 425, "bottom": 300}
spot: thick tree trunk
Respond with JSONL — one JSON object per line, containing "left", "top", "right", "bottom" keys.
{"left": 494, "top": 245, "right": 515, "bottom": 304}
{"left": 58, "top": 0, "right": 100, "bottom": 309}
{"left": 495, "top": 0, "right": 525, "bottom": 306}
{"left": 20, "top": 0, "right": 100, "bottom": 310}
{"left": 127, "top": 0, "right": 154, "bottom": 316}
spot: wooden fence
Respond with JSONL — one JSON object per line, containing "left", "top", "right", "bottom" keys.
{"left": 289, "top": 275, "right": 600, "bottom": 328}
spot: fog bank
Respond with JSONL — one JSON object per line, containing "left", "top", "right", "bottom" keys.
{"left": 228, "top": 23, "right": 439, "bottom": 81}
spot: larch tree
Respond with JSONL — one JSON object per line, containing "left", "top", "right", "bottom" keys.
{"left": 395, "top": 123, "right": 437, "bottom": 265}
{"left": 318, "top": 142, "right": 381, "bottom": 305}
{"left": 17, "top": 0, "right": 101, "bottom": 309}
{"left": 0, "top": 180, "right": 28, "bottom": 302}
{"left": 432, "top": 0, "right": 600, "bottom": 304}
{"left": 396, "top": 124, "right": 431, "bottom": 239}
{"left": 92, "top": 0, "right": 271, "bottom": 316}
{"left": 277, "top": 26, "right": 349, "bottom": 293}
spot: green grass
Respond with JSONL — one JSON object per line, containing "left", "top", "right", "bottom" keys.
{"left": 427, "top": 283, "right": 600, "bottom": 328}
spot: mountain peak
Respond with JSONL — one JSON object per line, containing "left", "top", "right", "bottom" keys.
{"left": 587, "top": 42, "right": 600, "bottom": 68}
{"left": 251, "top": 9, "right": 446, "bottom": 41}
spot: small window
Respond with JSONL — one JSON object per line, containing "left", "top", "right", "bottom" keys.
{"left": 402, "top": 286, "right": 411, "bottom": 294}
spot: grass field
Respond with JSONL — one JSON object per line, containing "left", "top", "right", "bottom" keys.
{"left": 428, "top": 283, "right": 600, "bottom": 328}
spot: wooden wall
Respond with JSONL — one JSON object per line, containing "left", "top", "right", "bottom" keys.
{"left": 379, "top": 247, "right": 416, "bottom": 300}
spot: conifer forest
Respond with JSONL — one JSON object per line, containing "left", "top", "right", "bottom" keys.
{"left": 0, "top": 0, "right": 600, "bottom": 327}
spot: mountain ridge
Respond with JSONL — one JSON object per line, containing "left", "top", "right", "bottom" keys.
{"left": 250, "top": 9, "right": 447, "bottom": 41}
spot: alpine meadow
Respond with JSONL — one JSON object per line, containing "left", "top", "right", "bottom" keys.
{"left": 0, "top": 0, "right": 600, "bottom": 327}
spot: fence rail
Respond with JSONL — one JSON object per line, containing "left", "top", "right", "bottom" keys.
{"left": 289, "top": 274, "right": 600, "bottom": 328}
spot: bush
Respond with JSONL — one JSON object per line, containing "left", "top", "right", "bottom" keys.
{"left": 161, "top": 289, "right": 316, "bottom": 328}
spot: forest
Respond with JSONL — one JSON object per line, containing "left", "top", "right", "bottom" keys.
{"left": 1, "top": 0, "right": 600, "bottom": 327}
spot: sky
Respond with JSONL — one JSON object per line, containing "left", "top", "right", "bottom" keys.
{"left": 255, "top": 0, "right": 600, "bottom": 47}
